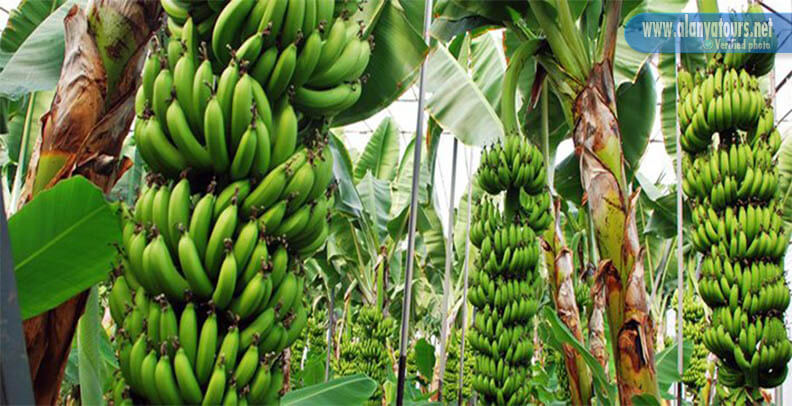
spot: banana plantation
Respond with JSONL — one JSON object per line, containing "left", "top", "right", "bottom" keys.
{"left": 1, "top": 0, "right": 792, "bottom": 405}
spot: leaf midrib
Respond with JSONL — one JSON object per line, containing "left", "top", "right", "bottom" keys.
{"left": 15, "top": 204, "right": 105, "bottom": 271}
{"left": 284, "top": 376, "right": 369, "bottom": 404}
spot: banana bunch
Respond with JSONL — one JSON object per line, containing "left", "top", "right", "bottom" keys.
{"left": 135, "top": 37, "right": 278, "bottom": 181}
{"left": 678, "top": 66, "right": 765, "bottom": 154}
{"left": 335, "top": 306, "right": 396, "bottom": 405}
{"left": 672, "top": 290, "right": 710, "bottom": 395}
{"left": 681, "top": 138, "right": 780, "bottom": 205}
{"left": 162, "top": 1, "right": 227, "bottom": 58}
{"left": 680, "top": 52, "right": 792, "bottom": 389}
{"left": 476, "top": 135, "right": 547, "bottom": 196}
{"left": 442, "top": 329, "right": 474, "bottom": 402}
{"left": 202, "top": 0, "right": 369, "bottom": 116}
{"left": 107, "top": 370, "right": 134, "bottom": 406}
{"left": 289, "top": 312, "right": 326, "bottom": 388}
{"left": 241, "top": 140, "right": 335, "bottom": 256}
{"left": 108, "top": 177, "right": 312, "bottom": 404}
{"left": 467, "top": 135, "right": 549, "bottom": 406}
{"left": 713, "top": 4, "right": 776, "bottom": 77}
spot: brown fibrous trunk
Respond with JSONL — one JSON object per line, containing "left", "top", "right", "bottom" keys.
{"left": 573, "top": 61, "right": 659, "bottom": 405}
{"left": 21, "top": 1, "right": 161, "bottom": 403}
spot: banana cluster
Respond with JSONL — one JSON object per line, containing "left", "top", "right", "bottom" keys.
{"left": 441, "top": 329, "right": 474, "bottom": 402}
{"left": 468, "top": 135, "right": 549, "bottom": 406}
{"left": 681, "top": 131, "right": 782, "bottom": 209}
{"left": 107, "top": 178, "right": 312, "bottom": 404}
{"left": 170, "top": 0, "right": 370, "bottom": 118}
{"left": 289, "top": 312, "right": 326, "bottom": 388}
{"left": 714, "top": 4, "right": 776, "bottom": 77}
{"left": 476, "top": 136, "right": 547, "bottom": 196}
{"left": 135, "top": 34, "right": 289, "bottom": 181}
{"left": 162, "top": 1, "right": 226, "bottom": 56}
{"left": 680, "top": 54, "right": 792, "bottom": 389}
{"left": 335, "top": 306, "right": 396, "bottom": 404}
{"left": 672, "top": 290, "right": 710, "bottom": 394}
{"left": 678, "top": 66, "right": 765, "bottom": 154}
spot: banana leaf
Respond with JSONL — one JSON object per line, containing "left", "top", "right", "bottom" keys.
{"left": 469, "top": 32, "right": 506, "bottom": 110}
{"left": 354, "top": 117, "right": 401, "bottom": 182}
{"left": 0, "top": 0, "right": 88, "bottom": 99}
{"left": 0, "top": 0, "right": 66, "bottom": 53}
{"left": 8, "top": 176, "right": 121, "bottom": 319}
{"left": 779, "top": 134, "right": 792, "bottom": 229}
{"left": 334, "top": 1, "right": 428, "bottom": 126}
{"left": 330, "top": 133, "right": 364, "bottom": 217}
{"left": 617, "top": 63, "right": 656, "bottom": 173}
{"left": 390, "top": 136, "right": 431, "bottom": 217}
{"left": 282, "top": 374, "right": 378, "bottom": 406}
{"left": 424, "top": 45, "right": 502, "bottom": 146}
{"left": 357, "top": 172, "right": 392, "bottom": 242}
{"left": 76, "top": 287, "right": 104, "bottom": 406}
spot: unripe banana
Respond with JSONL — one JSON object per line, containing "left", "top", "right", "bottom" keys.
{"left": 212, "top": 0, "right": 256, "bottom": 66}
{"left": 189, "top": 191, "right": 216, "bottom": 261}
{"left": 213, "top": 248, "right": 238, "bottom": 309}
{"left": 205, "top": 95, "right": 231, "bottom": 174}
{"left": 205, "top": 203, "right": 238, "bottom": 279}
{"left": 230, "top": 124, "right": 259, "bottom": 180}
{"left": 231, "top": 73, "right": 255, "bottom": 149}
{"left": 174, "top": 347, "right": 203, "bottom": 404}
{"left": 266, "top": 42, "right": 297, "bottom": 100}
{"left": 195, "top": 310, "right": 218, "bottom": 386}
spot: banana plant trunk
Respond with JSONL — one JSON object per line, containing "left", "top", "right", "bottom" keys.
{"left": 542, "top": 201, "right": 592, "bottom": 405}
{"left": 19, "top": 1, "right": 161, "bottom": 403}
{"left": 573, "top": 60, "right": 660, "bottom": 404}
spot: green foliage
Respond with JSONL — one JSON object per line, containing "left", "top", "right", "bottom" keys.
{"left": 291, "top": 312, "right": 329, "bottom": 389}
{"left": 8, "top": 176, "right": 121, "bottom": 319}
{"left": 442, "top": 329, "right": 474, "bottom": 402}
{"left": 671, "top": 289, "right": 710, "bottom": 398}
{"left": 335, "top": 306, "right": 397, "bottom": 405}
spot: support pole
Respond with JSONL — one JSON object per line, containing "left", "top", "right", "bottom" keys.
{"left": 675, "top": 49, "right": 685, "bottom": 406}
{"left": 457, "top": 146, "right": 474, "bottom": 406}
{"left": 436, "top": 138, "right": 459, "bottom": 400}
{"left": 0, "top": 194, "right": 36, "bottom": 404}
{"left": 395, "top": 0, "right": 433, "bottom": 403}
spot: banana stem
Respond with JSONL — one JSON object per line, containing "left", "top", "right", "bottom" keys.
{"left": 501, "top": 41, "right": 539, "bottom": 137}
{"left": 541, "top": 83, "right": 554, "bottom": 194}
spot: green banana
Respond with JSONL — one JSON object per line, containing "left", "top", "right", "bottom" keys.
{"left": 195, "top": 310, "right": 218, "bottom": 386}
{"left": 174, "top": 347, "right": 203, "bottom": 404}
{"left": 189, "top": 191, "right": 216, "bottom": 261}
{"left": 212, "top": 248, "right": 238, "bottom": 309}
{"left": 269, "top": 99, "right": 298, "bottom": 170}
{"left": 212, "top": 0, "right": 256, "bottom": 65}
{"left": 205, "top": 203, "right": 238, "bottom": 279}
{"left": 266, "top": 42, "right": 297, "bottom": 100}
{"left": 178, "top": 302, "right": 198, "bottom": 367}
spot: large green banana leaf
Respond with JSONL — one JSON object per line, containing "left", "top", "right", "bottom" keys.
{"left": 779, "top": 134, "right": 792, "bottom": 229}
{"left": 282, "top": 374, "right": 378, "bottom": 406}
{"left": 0, "top": 0, "right": 87, "bottom": 99}
{"left": 357, "top": 172, "right": 392, "bottom": 242}
{"left": 334, "top": 0, "right": 428, "bottom": 126}
{"left": 0, "top": 0, "right": 65, "bottom": 53}
{"left": 425, "top": 45, "right": 502, "bottom": 146}
{"left": 353, "top": 117, "right": 401, "bottom": 182}
{"left": 8, "top": 176, "right": 120, "bottom": 319}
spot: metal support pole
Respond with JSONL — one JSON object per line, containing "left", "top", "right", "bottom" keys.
{"left": 437, "top": 138, "right": 459, "bottom": 400}
{"left": 395, "top": 0, "right": 433, "bottom": 403}
{"left": 0, "top": 194, "right": 36, "bottom": 405}
{"left": 457, "top": 146, "right": 474, "bottom": 406}
{"left": 675, "top": 49, "right": 685, "bottom": 406}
